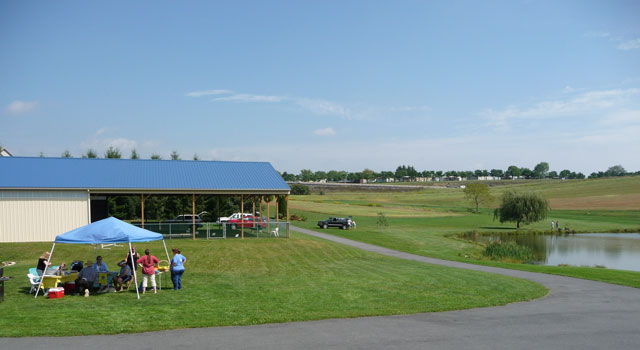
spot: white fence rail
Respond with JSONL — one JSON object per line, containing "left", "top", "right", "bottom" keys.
{"left": 131, "top": 221, "right": 288, "bottom": 239}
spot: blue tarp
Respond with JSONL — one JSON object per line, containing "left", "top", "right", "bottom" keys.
{"left": 55, "top": 217, "right": 163, "bottom": 244}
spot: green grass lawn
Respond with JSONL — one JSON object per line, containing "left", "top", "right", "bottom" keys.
{"left": 0, "top": 233, "right": 546, "bottom": 337}
{"left": 289, "top": 177, "right": 640, "bottom": 288}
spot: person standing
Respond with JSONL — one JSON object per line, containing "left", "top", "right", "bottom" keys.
{"left": 551, "top": 220, "right": 555, "bottom": 230}
{"left": 138, "top": 249, "right": 159, "bottom": 294}
{"left": 170, "top": 248, "right": 187, "bottom": 290}
{"left": 125, "top": 246, "right": 140, "bottom": 272}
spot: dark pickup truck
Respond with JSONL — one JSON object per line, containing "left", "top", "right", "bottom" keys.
{"left": 163, "top": 215, "right": 203, "bottom": 232}
{"left": 317, "top": 217, "right": 351, "bottom": 230}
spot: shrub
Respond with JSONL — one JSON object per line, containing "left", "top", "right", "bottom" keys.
{"left": 291, "top": 184, "right": 310, "bottom": 195}
{"left": 289, "top": 214, "right": 308, "bottom": 222}
{"left": 483, "top": 241, "right": 533, "bottom": 262}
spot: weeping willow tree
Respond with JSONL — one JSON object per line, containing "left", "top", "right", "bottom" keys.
{"left": 493, "top": 191, "right": 549, "bottom": 228}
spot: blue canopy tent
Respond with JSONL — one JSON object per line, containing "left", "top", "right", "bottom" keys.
{"left": 35, "top": 217, "right": 170, "bottom": 299}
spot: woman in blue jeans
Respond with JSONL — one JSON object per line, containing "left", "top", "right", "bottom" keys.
{"left": 170, "top": 248, "right": 187, "bottom": 290}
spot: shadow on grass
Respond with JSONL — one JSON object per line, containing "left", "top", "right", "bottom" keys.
{"left": 480, "top": 226, "right": 516, "bottom": 230}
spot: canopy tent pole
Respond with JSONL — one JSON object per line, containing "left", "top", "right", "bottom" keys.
{"left": 162, "top": 239, "right": 170, "bottom": 262}
{"left": 34, "top": 242, "right": 56, "bottom": 298}
{"left": 130, "top": 242, "right": 140, "bottom": 300}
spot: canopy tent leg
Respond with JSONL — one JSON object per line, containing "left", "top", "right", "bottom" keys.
{"left": 34, "top": 242, "right": 56, "bottom": 298}
{"left": 162, "top": 239, "right": 170, "bottom": 262}
{"left": 130, "top": 242, "right": 140, "bottom": 300}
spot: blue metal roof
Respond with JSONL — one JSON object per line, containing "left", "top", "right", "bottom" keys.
{"left": 0, "top": 157, "right": 290, "bottom": 193}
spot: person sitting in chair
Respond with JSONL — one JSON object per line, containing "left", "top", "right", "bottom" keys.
{"left": 92, "top": 256, "right": 109, "bottom": 273}
{"left": 112, "top": 260, "right": 132, "bottom": 292}
{"left": 75, "top": 263, "right": 97, "bottom": 297}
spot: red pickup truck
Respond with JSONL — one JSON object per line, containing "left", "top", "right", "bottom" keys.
{"left": 226, "top": 216, "right": 266, "bottom": 230}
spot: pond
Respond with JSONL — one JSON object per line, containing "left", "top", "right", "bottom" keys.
{"left": 464, "top": 232, "right": 640, "bottom": 272}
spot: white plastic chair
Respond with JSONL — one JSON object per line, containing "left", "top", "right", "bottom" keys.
{"left": 27, "top": 273, "right": 41, "bottom": 294}
{"left": 270, "top": 227, "right": 279, "bottom": 237}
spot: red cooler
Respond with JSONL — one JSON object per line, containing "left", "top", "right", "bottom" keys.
{"left": 48, "top": 287, "right": 64, "bottom": 299}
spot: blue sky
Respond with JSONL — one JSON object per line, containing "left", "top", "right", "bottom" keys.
{"left": 1, "top": 1, "right": 639, "bottom": 174}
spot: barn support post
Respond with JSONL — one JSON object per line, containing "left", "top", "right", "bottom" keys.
{"left": 241, "top": 195, "right": 244, "bottom": 239}
{"left": 192, "top": 194, "right": 196, "bottom": 240}
{"left": 286, "top": 194, "right": 290, "bottom": 238}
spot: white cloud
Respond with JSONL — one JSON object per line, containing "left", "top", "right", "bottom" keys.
{"left": 598, "top": 109, "right": 640, "bottom": 126}
{"left": 481, "top": 88, "right": 640, "bottom": 130}
{"left": 295, "top": 98, "right": 351, "bottom": 118}
{"left": 313, "top": 127, "right": 336, "bottom": 136}
{"left": 388, "top": 105, "right": 431, "bottom": 112}
{"left": 5, "top": 100, "right": 38, "bottom": 114}
{"left": 213, "top": 94, "right": 285, "bottom": 103}
{"left": 202, "top": 127, "right": 639, "bottom": 174}
{"left": 617, "top": 38, "right": 640, "bottom": 51}
{"left": 186, "top": 89, "right": 233, "bottom": 97}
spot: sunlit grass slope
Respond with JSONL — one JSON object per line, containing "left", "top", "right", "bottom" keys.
{"left": 0, "top": 234, "right": 545, "bottom": 337}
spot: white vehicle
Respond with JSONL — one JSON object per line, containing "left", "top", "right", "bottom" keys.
{"left": 217, "top": 212, "right": 252, "bottom": 224}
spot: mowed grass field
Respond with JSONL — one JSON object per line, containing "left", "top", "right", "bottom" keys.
{"left": 0, "top": 233, "right": 546, "bottom": 337}
{"left": 289, "top": 176, "right": 640, "bottom": 287}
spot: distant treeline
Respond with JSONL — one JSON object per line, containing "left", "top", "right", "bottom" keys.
{"left": 106, "top": 195, "right": 286, "bottom": 223}
{"left": 281, "top": 163, "right": 639, "bottom": 182}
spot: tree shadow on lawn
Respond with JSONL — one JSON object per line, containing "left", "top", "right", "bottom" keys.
{"left": 479, "top": 226, "right": 516, "bottom": 230}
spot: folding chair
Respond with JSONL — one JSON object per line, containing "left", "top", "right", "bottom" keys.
{"left": 270, "top": 227, "right": 279, "bottom": 237}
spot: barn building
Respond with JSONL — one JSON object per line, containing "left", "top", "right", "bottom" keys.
{"left": 0, "top": 157, "right": 290, "bottom": 243}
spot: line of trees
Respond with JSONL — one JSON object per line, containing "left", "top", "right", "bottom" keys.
{"left": 107, "top": 194, "right": 287, "bottom": 223}
{"left": 54, "top": 148, "right": 197, "bottom": 161}
{"left": 282, "top": 163, "right": 638, "bottom": 183}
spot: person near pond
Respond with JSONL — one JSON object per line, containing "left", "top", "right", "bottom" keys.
{"left": 138, "top": 249, "right": 159, "bottom": 294}
{"left": 75, "top": 263, "right": 97, "bottom": 297}
{"left": 92, "top": 256, "right": 109, "bottom": 273}
{"left": 36, "top": 251, "right": 51, "bottom": 276}
{"left": 125, "top": 246, "right": 140, "bottom": 272}
{"left": 170, "top": 248, "right": 187, "bottom": 290}
{"left": 556, "top": 221, "right": 560, "bottom": 229}
{"left": 112, "top": 260, "right": 132, "bottom": 292}
{"left": 551, "top": 221, "right": 555, "bottom": 230}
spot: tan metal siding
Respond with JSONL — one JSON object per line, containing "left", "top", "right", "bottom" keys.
{"left": 0, "top": 191, "right": 89, "bottom": 242}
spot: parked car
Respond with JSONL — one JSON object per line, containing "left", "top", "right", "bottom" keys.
{"left": 317, "top": 217, "right": 351, "bottom": 230}
{"left": 217, "top": 212, "right": 253, "bottom": 224}
{"left": 226, "top": 215, "right": 266, "bottom": 230}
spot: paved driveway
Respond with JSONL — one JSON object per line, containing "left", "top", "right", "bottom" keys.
{"left": 5, "top": 226, "right": 640, "bottom": 350}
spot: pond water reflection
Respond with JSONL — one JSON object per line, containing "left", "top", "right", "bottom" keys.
{"left": 465, "top": 233, "right": 640, "bottom": 272}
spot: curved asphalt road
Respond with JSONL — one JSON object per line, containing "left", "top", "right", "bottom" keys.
{"left": 5, "top": 226, "right": 640, "bottom": 350}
